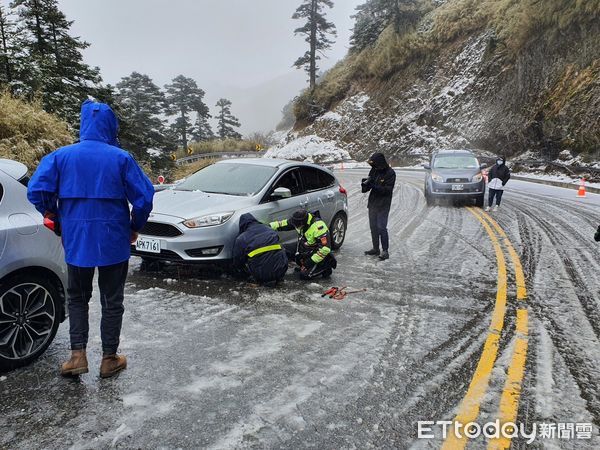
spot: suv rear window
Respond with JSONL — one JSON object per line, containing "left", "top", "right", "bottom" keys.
{"left": 301, "top": 167, "right": 335, "bottom": 191}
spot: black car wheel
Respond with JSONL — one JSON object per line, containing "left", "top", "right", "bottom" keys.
{"left": 0, "top": 274, "right": 61, "bottom": 372}
{"left": 330, "top": 213, "right": 347, "bottom": 250}
{"left": 475, "top": 194, "right": 485, "bottom": 208}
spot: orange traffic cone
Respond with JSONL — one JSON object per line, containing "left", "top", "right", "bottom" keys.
{"left": 577, "top": 178, "right": 587, "bottom": 198}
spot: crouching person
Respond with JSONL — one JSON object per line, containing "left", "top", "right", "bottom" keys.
{"left": 270, "top": 209, "right": 337, "bottom": 280}
{"left": 232, "top": 213, "right": 288, "bottom": 286}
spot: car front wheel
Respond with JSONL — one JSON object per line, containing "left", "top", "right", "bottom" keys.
{"left": 330, "top": 213, "right": 347, "bottom": 250}
{"left": 0, "top": 274, "right": 61, "bottom": 373}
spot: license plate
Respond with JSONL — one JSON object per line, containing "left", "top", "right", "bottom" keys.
{"left": 452, "top": 184, "right": 464, "bottom": 191}
{"left": 135, "top": 237, "right": 161, "bottom": 254}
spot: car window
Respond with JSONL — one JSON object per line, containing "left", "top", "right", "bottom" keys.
{"left": 433, "top": 155, "right": 479, "bottom": 169}
{"left": 272, "top": 169, "right": 303, "bottom": 197}
{"left": 175, "top": 163, "right": 277, "bottom": 196}
{"left": 300, "top": 167, "right": 335, "bottom": 191}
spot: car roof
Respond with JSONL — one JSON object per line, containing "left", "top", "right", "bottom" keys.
{"left": 217, "top": 158, "right": 333, "bottom": 172}
{"left": 434, "top": 150, "right": 477, "bottom": 156}
{"left": 0, "top": 158, "right": 28, "bottom": 180}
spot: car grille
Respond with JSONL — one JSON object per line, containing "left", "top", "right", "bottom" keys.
{"left": 139, "top": 221, "right": 182, "bottom": 237}
{"left": 130, "top": 247, "right": 183, "bottom": 261}
{"left": 446, "top": 178, "right": 470, "bottom": 183}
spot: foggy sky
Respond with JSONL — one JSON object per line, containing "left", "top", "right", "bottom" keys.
{"left": 38, "top": 0, "right": 363, "bottom": 134}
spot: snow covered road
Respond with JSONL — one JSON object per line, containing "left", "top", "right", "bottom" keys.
{"left": 1, "top": 170, "right": 599, "bottom": 449}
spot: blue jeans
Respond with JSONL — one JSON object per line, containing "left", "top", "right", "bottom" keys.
{"left": 67, "top": 261, "right": 128, "bottom": 355}
{"left": 369, "top": 207, "right": 390, "bottom": 251}
{"left": 488, "top": 189, "right": 504, "bottom": 207}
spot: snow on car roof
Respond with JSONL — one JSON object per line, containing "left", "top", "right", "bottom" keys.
{"left": 435, "top": 149, "right": 477, "bottom": 155}
{"left": 0, "top": 158, "right": 28, "bottom": 180}
{"left": 218, "top": 158, "right": 299, "bottom": 168}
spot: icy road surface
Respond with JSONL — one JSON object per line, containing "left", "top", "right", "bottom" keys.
{"left": 1, "top": 171, "right": 599, "bottom": 449}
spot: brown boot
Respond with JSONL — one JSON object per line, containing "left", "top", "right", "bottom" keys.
{"left": 100, "top": 354, "right": 127, "bottom": 378}
{"left": 60, "top": 350, "right": 89, "bottom": 376}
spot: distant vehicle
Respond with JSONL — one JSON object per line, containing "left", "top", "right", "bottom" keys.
{"left": 423, "top": 150, "right": 487, "bottom": 207}
{"left": 0, "top": 159, "right": 67, "bottom": 372}
{"left": 132, "top": 159, "right": 348, "bottom": 265}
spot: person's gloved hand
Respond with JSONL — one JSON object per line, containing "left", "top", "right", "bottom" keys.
{"left": 361, "top": 177, "right": 372, "bottom": 187}
{"left": 595, "top": 225, "right": 600, "bottom": 242}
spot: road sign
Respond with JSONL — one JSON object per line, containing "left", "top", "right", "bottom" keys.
{"left": 157, "top": 175, "right": 165, "bottom": 185}
{"left": 187, "top": 147, "right": 193, "bottom": 155}
{"left": 171, "top": 153, "right": 177, "bottom": 161}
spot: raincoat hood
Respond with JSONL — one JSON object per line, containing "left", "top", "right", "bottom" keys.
{"left": 496, "top": 156, "right": 506, "bottom": 165}
{"left": 79, "top": 99, "right": 119, "bottom": 146}
{"left": 239, "top": 213, "right": 259, "bottom": 233}
{"left": 368, "top": 153, "right": 389, "bottom": 170}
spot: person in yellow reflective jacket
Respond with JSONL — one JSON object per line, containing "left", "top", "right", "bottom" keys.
{"left": 270, "top": 209, "right": 337, "bottom": 280}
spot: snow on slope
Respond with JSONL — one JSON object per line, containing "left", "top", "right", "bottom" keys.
{"left": 264, "top": 135, "right": 351, "bottom": 163}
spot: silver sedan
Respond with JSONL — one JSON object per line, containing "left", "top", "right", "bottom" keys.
{"left": 132, "top": 159, "right": 349, "bottom": 265}
{"left": 0, "top": 159, "right": 67, "bottom": 372}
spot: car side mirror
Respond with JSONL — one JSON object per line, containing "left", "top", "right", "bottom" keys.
{"left": 480, "top": 163, "right": 488, "bottom": 169}
{"left": 423, "top": 163, "right": 431, "bottom": 170}
{"left": 271, "top": 187, "right": 292, "bottom": 200}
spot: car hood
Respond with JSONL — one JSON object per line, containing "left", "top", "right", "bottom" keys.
{"left": 151, "top": 189, "right": 256, "bottom": 220}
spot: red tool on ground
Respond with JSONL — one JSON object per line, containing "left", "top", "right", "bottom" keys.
{"left": 322, "top": 287, "right": 367, "bottom": 301}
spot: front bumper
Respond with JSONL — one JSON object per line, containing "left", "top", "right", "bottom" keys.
{"left": 131, "top": 214, "right": 237, "bottom": 264}
{"left": 429, "top": 180, "right": 485, "bottom": 197}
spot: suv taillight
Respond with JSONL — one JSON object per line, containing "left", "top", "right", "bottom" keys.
{"left": 339, "top": 185, "right": 347, "bottom": 196}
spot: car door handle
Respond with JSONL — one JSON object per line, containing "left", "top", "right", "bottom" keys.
{"left": 326, "top": 192, "right": 335, "bottom": 199}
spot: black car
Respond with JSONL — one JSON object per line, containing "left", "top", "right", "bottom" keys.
{"left": 424, "top": 150, "right": 487, "bottom": 207}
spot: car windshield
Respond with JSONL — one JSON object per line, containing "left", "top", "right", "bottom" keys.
{"left": 175, "top": 163, "right": 277, "bottom": 196}
{"left": 434, "top": 155, "right": 479, "bottom": 169}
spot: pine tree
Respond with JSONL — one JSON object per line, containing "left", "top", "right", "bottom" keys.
{"left": 11, "top": 0, "right": 103, "bottom": 124}
{"left": 351, "top": 0, "right": 430, "bottom": 51}
{"left": 192, "top": 95, "right": 213, "bottom": 142}
{"left": 216, "top": 98, "right": 242, "bottom": 140}
{"left": 164, "top": 75, "right": 208, "bottom": 150}
{"left": 193, "top": 113, "right": 214, "bottom": 142}
{"left": 115, "top": 72, "right": 169, "bottom": 160}
{"left": 0, "top": 5, "right": 14, "bottom": 85}
{"left": 292, "top": 0, "right": 337, "bottom": 90}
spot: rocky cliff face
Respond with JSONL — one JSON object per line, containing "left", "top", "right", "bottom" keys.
{"left": 274, "top": 6, "right": 599, "bottom": 177}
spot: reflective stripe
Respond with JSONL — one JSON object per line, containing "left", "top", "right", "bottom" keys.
{"left": 248, "top": 244, "right": 283, "bottom": 258}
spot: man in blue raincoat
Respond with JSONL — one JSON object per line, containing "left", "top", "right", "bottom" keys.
{"left": 28, "top": 99, "right": 154, "bottom": 378}
{"left": 232, "top": 213, "right": 288, "bottom": 286}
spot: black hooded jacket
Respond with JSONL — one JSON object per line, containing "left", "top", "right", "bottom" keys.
{"left": 232, "top": 213, "right": 288, "bottom": 282}
{"left": 488, "top": 157, "right": 511, "bottom": 186}
{"left": 362, "top": 153, "right": 396, "bottom": 210}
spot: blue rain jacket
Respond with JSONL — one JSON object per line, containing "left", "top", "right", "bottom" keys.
{"left": 27, "top": 100, "right": 154, "bottom": 268}
{"left": 233, "top": 213, "right": 288, "bottom": 283}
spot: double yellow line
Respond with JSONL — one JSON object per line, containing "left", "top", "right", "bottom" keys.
{"left": 441, "top": 208, "right": 529, "bottom": 450}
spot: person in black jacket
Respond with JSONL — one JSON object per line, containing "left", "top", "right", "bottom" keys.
{"left": 232, "top": 213, "right": 288, "bottom": 286}
{"left": 362, "top": 153, "right": 396, "bottom": 260}
{"left": 595, "top": 225, "right": 600, "bottom": 242}
{"left": 485, "top": 156, "right": 511, "bottom": 212}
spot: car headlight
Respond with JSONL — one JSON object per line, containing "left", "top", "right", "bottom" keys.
{"left": 183, "top": 212, "right": 234, "bottom": 228}
{"left": 472, "top": 174, "right": 483, "bottom": 182}
{"left": 432, "top": 173, "right": 444, "bottom": 183}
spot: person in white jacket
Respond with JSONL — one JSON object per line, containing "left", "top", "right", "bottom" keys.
{"left": 485, "top": 157, "right": 511, "bottom": 212}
